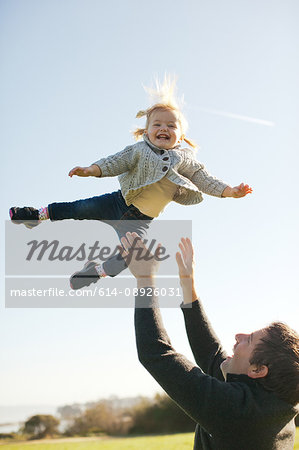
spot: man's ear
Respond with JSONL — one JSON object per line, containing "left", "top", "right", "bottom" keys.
{"left": 248, "top": 364, "right": 268, "bottom": 379}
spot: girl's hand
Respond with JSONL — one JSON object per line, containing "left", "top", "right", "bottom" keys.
{"left": 232, "top": 183, "right": 252, "bottom": 197}
{"left": 68, "top": 164, "right": 101, "bottom": 177}
{"left": 222, "top": 183, "right": 253, "bottom": 198}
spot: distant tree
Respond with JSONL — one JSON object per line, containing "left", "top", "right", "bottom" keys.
{"left": 57, "top": 404, "right": 82, "bottom": 420}
{"left": 24, "top": 414, "right": 60, "bottom": 439}
{"left": 129, "top": 393, "right": 195, "bottom": 434}
{"left": 64, "top": 402, "right": 114, "bottom": 436}
{"left": 64, "top": 400, "right": 132, "bottom": 436}
{"left": 0, "top": 433, "right": 16, "bottom": 439}
{"left": 63, "top": 394, "right": 195, "bottom": 437}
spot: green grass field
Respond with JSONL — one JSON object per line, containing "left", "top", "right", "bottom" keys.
{"left": 0, "top": 429, "right": 298, "bottom": 449}
{"left": 0, "top": 433, "right": 193, "bottom": 450}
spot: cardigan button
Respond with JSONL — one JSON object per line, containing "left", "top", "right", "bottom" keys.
{"left": 162, "top": 166, "right": 168, "bottom": 172}
{"left": 162, "top": 157, "right": 169, "bottom": 161}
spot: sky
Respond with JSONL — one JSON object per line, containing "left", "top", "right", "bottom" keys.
{"left": 1, "top": 0, "right": 299, "bottom": 417}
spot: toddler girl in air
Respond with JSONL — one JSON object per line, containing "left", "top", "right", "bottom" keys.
{"left": 10, "top": 77, "right": 252, "bottom": 289}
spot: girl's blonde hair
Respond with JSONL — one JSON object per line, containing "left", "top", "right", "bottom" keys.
{"left": 133, "top": 75, "right": 197, "bottom": 149}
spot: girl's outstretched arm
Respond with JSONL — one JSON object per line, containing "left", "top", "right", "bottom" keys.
{"left": 68, "top": 164, "right": 102, "bottom": 178}
{"left": 222, "top": 183, "right": 252, "bottom": 198}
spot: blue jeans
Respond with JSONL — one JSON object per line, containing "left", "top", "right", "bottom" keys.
{"left": 47, "top": 190, "right": 153, "bottom": 277}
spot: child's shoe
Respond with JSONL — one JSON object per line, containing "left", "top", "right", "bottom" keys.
{"left": 9, "top": 207, "right": 40, "bottom": 229}
{"left": 70, "top": 261, "right": 100, "bottom": 290}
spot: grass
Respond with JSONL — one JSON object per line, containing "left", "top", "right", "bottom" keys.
{"left": 0, "top": 429, "right": 298, "bottom": 449}
{"left": 0, "top": 433, "right": 194, "bottom": 450}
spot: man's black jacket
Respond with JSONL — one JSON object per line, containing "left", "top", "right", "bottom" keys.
{"left": 135, "top": 294, "right": 298, "bottom": 450}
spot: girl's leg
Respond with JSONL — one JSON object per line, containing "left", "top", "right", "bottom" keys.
{"left": 9, "top": 191, "right": 127, "bottom": 228}
{"left": 70, "top": 204, "right": 153, "bottom": 288}
{"left": 48, "top": 190, "right": 127, "bottom": 222}
{"left": 102, "top": 205, "right": 153, "bottom": 277}
{"left": 50, "top": 190, "right": 133, "bottom": 277}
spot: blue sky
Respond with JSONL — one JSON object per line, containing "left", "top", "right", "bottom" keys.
{"left": 1, "top": 0, "right": 298, "bottom": 410}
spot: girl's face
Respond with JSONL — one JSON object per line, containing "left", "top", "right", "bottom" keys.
{"left": 145, "top": 109, "right": 183, "bottom": 150}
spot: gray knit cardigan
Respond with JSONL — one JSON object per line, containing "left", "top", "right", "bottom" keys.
{"left": 93, "top": 135, "right": 228, "bottom": 206}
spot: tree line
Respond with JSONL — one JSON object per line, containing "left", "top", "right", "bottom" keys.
{"left": 2, "top": 394, "right": 298, "bottom": 441}
{"left": 0, "top": 394, "right": 196, "bottom": 441}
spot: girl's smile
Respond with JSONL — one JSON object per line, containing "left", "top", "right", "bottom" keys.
{"left": 145, "top": 109, "right": 182, "bottom": 150}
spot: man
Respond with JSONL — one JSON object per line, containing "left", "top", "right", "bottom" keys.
{"left": 120, "top": 233, "right": 299, "bottom": 450}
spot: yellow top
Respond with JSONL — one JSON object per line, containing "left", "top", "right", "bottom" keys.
{"left": 132, "top": 177, "right": 177, "bottom": 218}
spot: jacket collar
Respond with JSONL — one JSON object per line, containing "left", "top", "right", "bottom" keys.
{"left": 143, "top": 134, "right": 182, "bottom": 152}
{"left": 226, "top": 373, "right": 258, "bottom": 386}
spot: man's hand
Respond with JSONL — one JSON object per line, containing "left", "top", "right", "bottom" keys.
{"left": 68, "top": 164, "right": 102, "bottom": 177}
{"left": 176, "top": 237, "right": 194, "bottom": 282}
{"left": 120, "top": 232, "right": 161, "bottom": 288}
{"left": 222, "top": 183, "right": 253, "bottom": 198}
{"left": 176, "top": 237, "right": 198, "bottom": 304}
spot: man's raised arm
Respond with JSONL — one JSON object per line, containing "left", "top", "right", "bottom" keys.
{"left": 176, "top": 238, "right": 227, "bottom": 379}
{"left": 119, "top": 233, "right": 239, "bottom": 433}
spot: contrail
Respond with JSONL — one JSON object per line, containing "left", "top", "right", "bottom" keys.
{"left": 189, "top": 106, "right": 275, "bottom": 127}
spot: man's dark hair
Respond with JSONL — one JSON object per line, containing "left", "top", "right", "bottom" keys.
{"left": 250, "top": 322, "right": 299, "bottom": 406}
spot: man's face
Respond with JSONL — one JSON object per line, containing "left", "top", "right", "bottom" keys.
{"left": 146, "top": 109, "right": 182, "bottom": 150}
{"left": 220, "top": 328, "right": 267, "bottom": 379}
